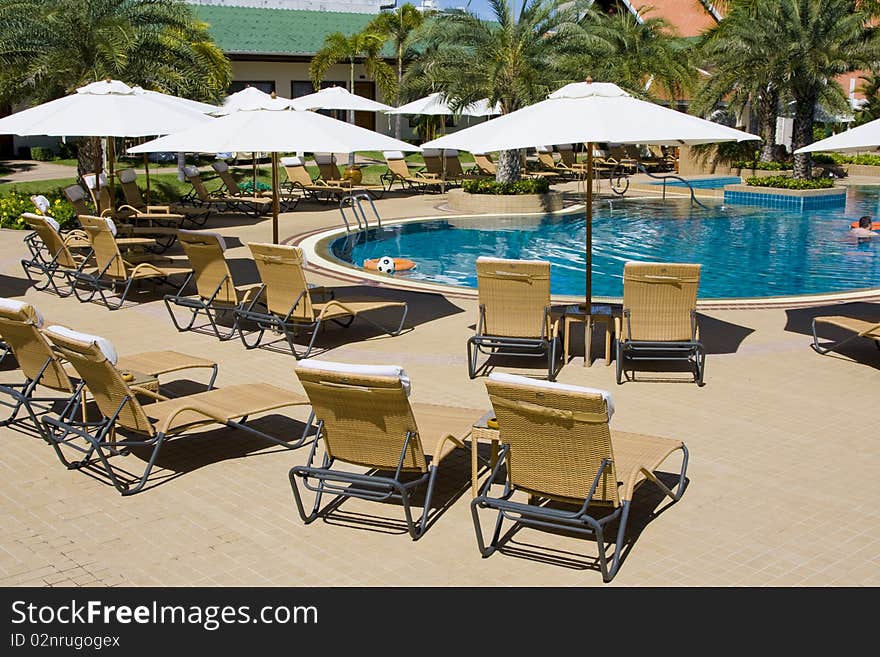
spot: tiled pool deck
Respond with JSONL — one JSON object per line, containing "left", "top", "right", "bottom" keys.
{"left": 0, "top": 181, "right": 878, "bottom": 587}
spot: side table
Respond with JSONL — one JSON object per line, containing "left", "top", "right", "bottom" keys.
{"left": 553, "top": 303, "right": 615, "bottom": 366}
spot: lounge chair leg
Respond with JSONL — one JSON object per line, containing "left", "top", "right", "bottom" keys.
{"left": 695, "top": 344, "right": 706, "bottom": 386}
{"left": 615, "top": 342, "right": 625, "bottom": 384}
{"left": 414, "top": 466, "right": 440, "bottom": 540}
{"left": 466, "top": 337, "right": 479, "bottom": 379}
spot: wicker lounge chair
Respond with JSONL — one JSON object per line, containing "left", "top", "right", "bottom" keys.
{"left": 313, "top": 153, "right": 384, "bottom": 198}
{"left": 235, "top": 243, "right": 408, "bottom": 358}
{"left": 181, "top": 166, "right": 272, "bottom": 217}
{"left": 76, "top": 176, "right": 178, "bottom": 253}
{"left": 41, "top": 325, "right": 309, "bottom": 495}
{"left": 20, "top": 213, "right": 92, "bottom": 297}
{"left": 467, "top": 257, "right": 561, "bottom": 381}
{"left": 0, "top": 299, "right": 218, "bottom": 443}
{"left": 0, "top": 299, "right": 81, "bottom": 438}
{"left": 164, "top": 230, "right": 263, "bottom": 340}
{"left": 313, "top": 153, "right": 346, "bottom": 185}
{"left": 75, "top": 216, "right": 191, "bottom": 310}
{"left": 615, "top": 262, "right": 705, "bottom": 385}
{"left": 289, "top": 360, "right": 475, "bottom": 539}
{"left": 280, "top": 156, "right": 349, "bottom": 202}
{"left": 116, "top": 168, "right": 209, "bottom": 228}
{"left": 605, "top": 145, "right": 639, "bottom": 174}
{"left": 422, "top": 148, "right": 464, "bottom": 186}
{"left": 379, "top": 151, "right": 442, "bottom": 193}
{"left": 473, "top": 153, "right": 497, "bottom": 176}
{"left": 63, "top": 183, "right": 96, "bottom": 217}
{"left": 811, "top": 315, "right": 880, "bottom": 355}
{"left": 472, "top": 372, "right": 689, "bottom": 582}
{"left": 27, "top": 195, "right": 90, "bottom": 252}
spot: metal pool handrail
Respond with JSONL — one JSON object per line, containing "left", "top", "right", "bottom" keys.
{"left": 634, "top": 164, "right": 709, "bottom": 209}
{"left": 339, "top": 192, "right": 382, "bottom": 236}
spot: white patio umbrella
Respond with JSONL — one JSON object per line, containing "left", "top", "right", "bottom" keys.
{"left": 0, "top": 79, "right": 214, "bottom": 211}
{"left": 129, "top": 105, "right": 419, "bottom": 243}
{"left": 129, "top": 87, "right": 220, "bottom": 203}
{"left": 794, "top": 117, "right": 880, "bottom": 154}
{"left": 217, "top": 89, "right": 296, "bottom": 193}
{"left": 421, "top": 80, "right": 759, "bottom": 308}
{"left": 289, "top": 85, "right": 393, "bottom": 113}
{"left": 385, "top": 92, "right": 501, "bottom": 117}
{"left": 291, "top": 86, "right": 394, "bottom": 167}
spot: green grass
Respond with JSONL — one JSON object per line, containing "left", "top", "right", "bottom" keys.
{"left": 0, "top": 163, "right": 398, "bottom": 201}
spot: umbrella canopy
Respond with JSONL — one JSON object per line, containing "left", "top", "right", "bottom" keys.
{"left": 131, "top": 87, "right": 220, "bottom": 114}
{"left": 220, "top": 87, "right": 293, "bottom": 114}
{"left": 0, "top": 79, "right": 216, "bottom": 213}
{"left": 422, "top": 81, "right": 757, "bottom": 152}
{"left": 385, "top": 92, "right": 501, "bottom": 117}
{"left": 421, "top": 80, "right": 759, "bottom": 311}
{"left": 0, "top": 79, "right": 211, "bottom": 137}
{"left": 794, "top": 118, "right": 880, "bottom": 154}
{"left": 290, "top": 86, "right": 393, "bottom": 112}
{"left": 129, "top": 106, "right": 418, "bottom": 243}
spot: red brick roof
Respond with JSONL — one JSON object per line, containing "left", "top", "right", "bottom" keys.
{"left": 628, "top": 0, "right": 720, "bottom": 37}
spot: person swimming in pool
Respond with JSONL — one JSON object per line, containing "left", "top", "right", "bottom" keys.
{"left": 850, "top": 216, "right": 877, "bottom": 238}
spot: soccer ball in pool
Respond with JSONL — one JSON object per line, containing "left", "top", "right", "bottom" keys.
{"left": 377, "top": 256, "right": 396, "bottom": 274}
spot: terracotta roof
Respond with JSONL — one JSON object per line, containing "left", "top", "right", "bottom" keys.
{"left": 628, "top": 0, "right": 720, "bottom": 37}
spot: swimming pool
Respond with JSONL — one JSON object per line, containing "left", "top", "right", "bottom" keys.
{"left": 647, "top": 176, "right": 742, "bottom": 189}
{"left": 327, "top": 186, "right": 880, "bottom": 299}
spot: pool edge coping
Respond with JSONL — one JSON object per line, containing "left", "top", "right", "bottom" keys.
{"left": 290, "top": 211, "right": 880, "bottom": 310}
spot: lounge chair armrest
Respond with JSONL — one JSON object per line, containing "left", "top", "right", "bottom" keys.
{"left": 430, "top": 431, "right": 470, "bottom": 466}
{"left": 156, "top": 404, "right": 223, "bottom": 435}
{"left": 147, "top": 205, "right": 172, "bottom": 213}
{"left": 129, "top": 385, "right": 170, "bottom": 402}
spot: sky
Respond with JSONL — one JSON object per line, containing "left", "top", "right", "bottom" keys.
{"left": 439, "top": 0, "right": 496, "bottom": 20}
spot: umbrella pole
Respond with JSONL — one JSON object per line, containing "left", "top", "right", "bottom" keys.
{"left": 107, "top": 137, "right": 116, "bottom": 216}
{"left": 585, "top": 141, "right": 593, "bottom": 312}
{"left": 143, "top": 153, "right": 151, "bottom": 206}
{"left": 272, "top": 152, "right": 279, "bottom": 244}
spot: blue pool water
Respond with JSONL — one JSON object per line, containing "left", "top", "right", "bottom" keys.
{"left": 648, "top": 176, "right": 742, "bottom": 189}
{"left": 329, "top": 186, "right": 880, "bottom": 298}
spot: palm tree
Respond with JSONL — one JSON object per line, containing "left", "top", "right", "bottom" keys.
{"left": 696, "top": 0, "right": 879, "bottom": 178}
{"left": 559, "top": 9, "right": 696, "bottom": 104}
{"left": 366, "top": 3, "right": 428, "bottom": 139}
{"left": 855, "top": 73, "right": 880, "bottom": 125}
{"left": 310, "top": 30, "right": 397, "bottom": 112}
{"left": 0, "top": 0, "right": 231, "bottom": 176}
{"left": 693, "top": 0, "right": 785, "bottom": 163}
{"left": 404, "top": 0, "right": 586, "bottom": 183}
{"left": 776, "top": 0, "right": 879, "bottom": 178}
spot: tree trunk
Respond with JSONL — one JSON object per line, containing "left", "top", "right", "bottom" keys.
{"left": 394, "top": 49, "right": 403, "bottom": 140}
{"left": 496, "top": 149, "right": 522, "bottom": 184}
{"left": 758, "top": 89, "right": 778, "bottom": 163}
{"left": 77, "top": 137, "right": 103, "bottom": 180}
{"left": 792, "top": 94, "right": 816, "bottom": 179}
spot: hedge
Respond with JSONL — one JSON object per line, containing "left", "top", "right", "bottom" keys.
{"left": 462, "top": 177, "right": 551, "bottom": 195}
{"left": 744, "top": 176, "right": 835, "bottom": 189}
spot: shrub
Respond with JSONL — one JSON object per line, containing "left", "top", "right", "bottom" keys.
{"left": 0, "top": 190, "right": 77, "bottom": 229}
{"left": 811, "top": 152, "right": 880, "bottom": 166}
{"left": 810, "top": 153, "right": 837, "bottom": 164}
{"left": 732, "top": 160, "right": 791, "bottom": 171}
{"left": 462, "top": 177, "right": 551, "bottom": 195}
{"left": 745, "top": 176, "right": 835, "bottom": 189}
{"left": 57, "top": 141, "right": 78, "bottom": 159}
{"left": 30, "top": 146, "right": 56, "bottom": 161}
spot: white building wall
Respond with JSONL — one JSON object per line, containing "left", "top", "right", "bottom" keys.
{"left": 186, "top": 0, "right": 385, "bottom": 13}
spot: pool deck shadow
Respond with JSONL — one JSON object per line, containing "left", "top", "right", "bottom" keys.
{"left": 785, "top": 302, "right": 880, "bottom": 369}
